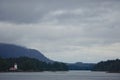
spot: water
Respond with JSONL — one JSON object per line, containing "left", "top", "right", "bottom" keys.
{"left": 0, "top": 71, "right": 120, "bottom": 80}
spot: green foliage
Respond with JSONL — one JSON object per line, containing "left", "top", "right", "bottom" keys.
{"left": 0, "top": 57, "right": 68, "bottom": 72}
{"left": 93, "top": 59, "right": 120, "bottom": 73}
{"left": 0, "top": 57, "right": 8, "bottom": 71}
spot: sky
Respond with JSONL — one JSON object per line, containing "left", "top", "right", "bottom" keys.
{"left": 0, "top": 0, "right": 120, "bottom": 63}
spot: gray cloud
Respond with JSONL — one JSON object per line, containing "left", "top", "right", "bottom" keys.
{"left": 1, "top": 0, "right": 120, "bottom": 23}
{"left": 0, "top": 0, "right": 120, "bottom": 63}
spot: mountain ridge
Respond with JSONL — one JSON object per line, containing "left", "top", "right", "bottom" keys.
{"left": 0, "top": 43, "right": 53, "bottom": 63}
{"left": 67, "top": 62, "right": 95, "bottom": 70}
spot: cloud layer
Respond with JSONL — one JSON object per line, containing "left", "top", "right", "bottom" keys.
{"left": 0, "top": 0, "right": 120, "bottom": 63}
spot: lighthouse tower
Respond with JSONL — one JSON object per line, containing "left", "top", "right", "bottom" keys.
{"left": 14, "top": 63, "right": 17, "bottom": 70}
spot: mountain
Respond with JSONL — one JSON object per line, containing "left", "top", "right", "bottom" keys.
{"left": 0, "top": 43, "right": 53, "bottom": 63}
{"left": 68, "top": 62, "right": 95, "bottom": 70}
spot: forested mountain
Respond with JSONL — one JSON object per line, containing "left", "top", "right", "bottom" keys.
{"left": 93, "top": 59, "right": 120, "bottom": 73}
{"left": 0, "top": 43, "right": 53, "bottom": 63}
{"left": 0, "top": 43, "right": 68, "bottom": 71}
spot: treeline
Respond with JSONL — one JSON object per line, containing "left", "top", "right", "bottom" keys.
{"left": 93, "top": 59, "right": 120, "bottom": 73}
{"left": 0, "top": 57, "right": 68, "bottom": 72}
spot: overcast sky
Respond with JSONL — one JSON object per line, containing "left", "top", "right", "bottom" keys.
{"left": 0, "top": 0, "right": 120, "bottom": 63}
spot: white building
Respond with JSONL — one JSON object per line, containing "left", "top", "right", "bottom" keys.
{"left": 14, "top": 63, "right": 17, "bottom": 70}
{"left": 9, "top": 63, "right": 18, "bottom": 71}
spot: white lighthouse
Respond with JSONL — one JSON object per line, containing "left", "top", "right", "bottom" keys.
{"left": 14, "top": 63, "right": 18, "bottom": 70}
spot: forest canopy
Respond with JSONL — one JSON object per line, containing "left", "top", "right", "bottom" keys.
{"left": 0, "top": 57, "right": 68, "bottom": 72}
{"left": 93, "top": 59, "right": 120, "bottom": 73}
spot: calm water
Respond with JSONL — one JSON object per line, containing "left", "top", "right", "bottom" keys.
{"left": 0, "top": 71, "right": 120, "bottom": 80}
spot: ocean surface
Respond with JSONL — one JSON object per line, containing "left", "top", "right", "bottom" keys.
{"left": 0, "top": 71, "right": 120, "bottom": 80}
